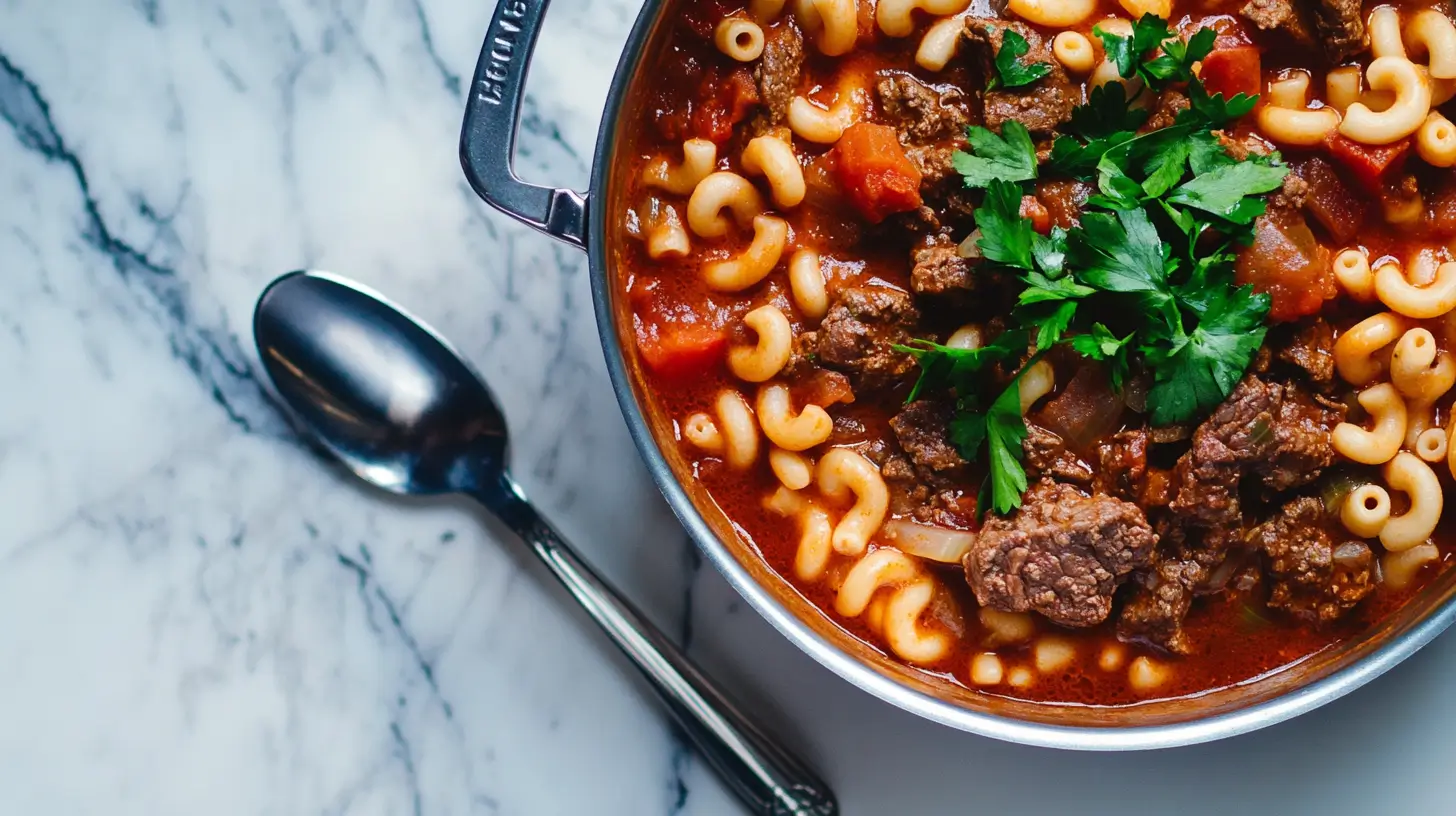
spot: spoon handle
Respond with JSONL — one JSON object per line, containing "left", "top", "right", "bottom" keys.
{"left": 484, "top": 477, "right": 838, "bottom": 816}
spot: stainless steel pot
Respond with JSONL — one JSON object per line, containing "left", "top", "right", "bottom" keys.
{"left": 458, "top": 0, "right": 1456, "bottom": 750}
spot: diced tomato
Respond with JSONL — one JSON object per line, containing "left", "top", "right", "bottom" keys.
{"left": 636, "top": 322, "right": 727, "bottom": 379}
{"left": 833, "top": 123, "right": 923, "bottom": 223}
{"left": 1199, "top": 46, "right": 1262, "bottom": 101}
{"left": 1020, "top": 195, "right": 1052, "bottom": 235}
{"left": 1235, "top": 210, "right": 1335, "bottom": 321}
{"left": 692, "top": 67, "right": 760, "bottom": 144}
{"left": 1324, "top": 133, "right": 1411, "bottom": 193}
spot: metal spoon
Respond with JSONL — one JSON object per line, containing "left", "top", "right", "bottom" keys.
{"left": 252, "top": 270, "right": 837, "bottom": 816}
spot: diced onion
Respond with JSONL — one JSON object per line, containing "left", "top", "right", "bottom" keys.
{"left": 957, "top": 229, "right": 983, "bottom": 259}
{"left": 882, "top": 519, "right": 977, "bottom": 563}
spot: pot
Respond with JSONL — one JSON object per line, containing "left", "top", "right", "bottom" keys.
{"left": 457, "top": 0, "right": 1456, "bottom": 749}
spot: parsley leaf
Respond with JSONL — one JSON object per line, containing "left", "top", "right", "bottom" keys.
{"left": 1068, "top": 208, "right": 1170, "bottom": 299}
{"left": 1095, "top": 14, "right": 1173, "bottom": 80}
{"left": 1141, "top": 27, "right": 1215, "bottom": 86}
{"left": 953, "top": 122, "right": 1038, "bottom": 188}
{"left": 949, "top": 409, "right": 988, "bottom": 459}
{"left": 1070, "top": 323, "right": 1134, "bottom": 391}
{"left": 1033, "top": 301, "right": 1078, "bottom": 350}
{"left": 984, "top": 365, "right": 1036, "bottom": 515}
{"left": 1167, "top": 160, "right": 1288, "bottom": 223}
{"left": 990, "top": 29, "right": 1053, "bottom": 90}
{"left": 894, "top": 330, "right": 1028, "bottom": 401}
{"left": 1069, "top": 83, "right": 1149, "bottom": 139}
{"left": 1180, "top": 81, "right": 1259, "bottom": 129}
{"left": 975, "top": 179, "right": 1036, "bottom": 269}
{"left": 1143, "top": 282, "right": 1269, "bottom": 424}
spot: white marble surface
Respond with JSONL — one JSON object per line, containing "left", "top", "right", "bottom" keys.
{"left": 3, "top": 1, "right": 1456, "bottom": 814}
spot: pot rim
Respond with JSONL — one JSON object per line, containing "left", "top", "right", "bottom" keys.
{"left": 574, "top": 0, "right": 1456, "bottom": 751}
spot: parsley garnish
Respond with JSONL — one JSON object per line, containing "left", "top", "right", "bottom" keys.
{"left": 952, "top": 122, "right": 1038, "bottom": 188}
{"left": 899, "top": 25, "right": 1288, "bottom": 515}
{"left": 989, "top": 29, "right": 1053, "bottom": 90}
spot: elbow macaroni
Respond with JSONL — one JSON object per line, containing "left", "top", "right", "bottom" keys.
{"left": 1333, "top": 249, "right": 1375, "bottom": 301}
{"left": 788, "top": 248, "right": 829, "bottom": 321}
{"left": 645, "top": 203, "right": 691, "bottom": 260}
{"left": 770, "top": 446, "right": 814, "bottom": 490}
{"left": 916, "top": 16, "right": 965, "bottom": 71}
{"left": 687, "top": 172, "right": 764, "bottom": 238}
{"left": 1340, "top": 57, "right": 1431, "bottom": 145}
{"left": 741, "top": 135, "right": 806, "bottom": 209}
{"left": 1007, "top": 0, "right": 1096, "bottom": 27}
{"left": 1381, "top": 452, "right": 1443, "bottom": 552}
{"left": 1374, "top": 259, "right": 1456, "bottom": 319}
{"left": 728, "top": 304, "right": 794, "bottom": 382}
{"left": 1406, "top": 9, "right": 1456, "bottom": 78}
{"left": 756, "top": 383, "right": 834, "bottom": 450}
{"left": 793, "top": 0, "right": 858, "bottom": 56}
{"left": 1342, "top": 484, "right": 1392, "bottom": 538}
{"left": 715, "top": 18, "right": 766, "bottom": 62}
{"left": 683, "top": 412, "right": 724, "bottom": 455}
{"left": 1258, "top": 72, "right": 1341, "bottom": 146}
{"left": 643, "top": 139, "right": 718, "bottom": 196}
{"left": 1334, "top": 311, "right": 1407, "bottom": 385}
{"left": 1053, "top": 32, "right": 1095, "bottom": 76}
{"left": 1332, "top": 383, "right": 1407, "bottom": 465}
{"left": 816, "top": 448, "right": 889, "bottom": 556}
{"left": 787, "top": 85, "right": 862, "bottom": 144}
{"left": 876, "top": 0, "right": 971, "bottom": 37}
{"left": 715, "top": 389, "right": 761, "bottom": 469}
{"left": 1417, "top": 111, "right": 1456, "bottom": 166}
{"left": 703, "top": 215, "right": 789, "bottom": 291}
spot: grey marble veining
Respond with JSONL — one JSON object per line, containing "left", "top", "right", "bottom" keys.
{"left": 4, "top": 1, "right": 1456, "bottom": 814}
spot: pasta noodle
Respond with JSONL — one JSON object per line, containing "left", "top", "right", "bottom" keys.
{"left": 816, "top": 448, "right": 889, "bottom": 556}
{"left": 728, "top": 304, "right": 794, "bottom": 383}
{"left": 1381, "top": 452, "right": 1442, "bottom": 552}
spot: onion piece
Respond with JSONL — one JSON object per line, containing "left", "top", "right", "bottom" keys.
{"left": 957, "top": 229, "right": 983, "bottom": 259}
{"left": 882, "top": 518, "right": 977, "bottom": 563}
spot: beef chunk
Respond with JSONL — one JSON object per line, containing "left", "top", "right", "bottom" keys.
{"left": 890, "top": 400, "right": 968, "bottom": 479}
{"left": 1169, "top": 375, "right": 1341, "bottom": 528}
{"left": 963, "top": 19, "right": 1075, "bottom": 135}
{"left": 755, "top": 23, "right": 804, "bottom": 125}
{"left": 1251, "top": 497, "right": 1375, "bottom": 622}
{"left": 1240, "top": 0, "right": 1314, "bottom": 45}
{"left": 816, "top": 287, "right": 920, "bottom": 391}
{"left": 1117, "top": 522, "right": 1238, "bottom": 653}
{"left": 910, "top": 239, "right": 978, "bottom": 295}
{"left": 1036, "top": 179, "right": 1092, "bottom": 228}
{"left": 1308, "top": 0, "right": 1366, "bottom": 62}
{"left": 876, "top": 73, "right": 970, "bottom": 143}
{"left": 1022, "top": 424, "right": 1094, "bottom": 485}
{"left": 1096, "top": 429, "right": 1149, "bottom": 502}
{"left": 1274, "top": 317, "right": 1336, "bottom": 387}
{"left": 964, "top": 481, "right": 1157, "bottom": 627}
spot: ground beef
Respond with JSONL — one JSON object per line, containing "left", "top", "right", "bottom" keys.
{"left": 1169, "top": 375, "right": 1342, "bottom": 528}
{"left": 889, "top": 400, "right": 968, "bottom": 478}
{"left": 1270, "top": 174, "right": 1311, "bottom": 212}
{"left": 909, "top": 239, "right": 978, "bottom": 295}
{"left": 754, "top": 22, "right": 804, "bottom": 125}
{"left": 964, "top": 481, "right": 1157, "bottom": 627}
{"left": 816, "top": 287, "right": 920, "bottom": 391}
{"left": 963, "top": 19, "right": 1076, "bottom": 135}
{"left": 876, "top": 73, "right": 970, "bottom": 143}
{"left": 1274, "top": 317, "right": 1336, "bottom": 387}
{"left": 1308, "top": 0, "right": 1367, "bottom": 62}
{"left": 1251, "top": 497, "right": 1375, "bottom": 622}
{"left": 1022, "top": 424, "right": 1094, "bottom": 485}
{"left": 1143, "top": 90, "right": 1190, "bottom": 132}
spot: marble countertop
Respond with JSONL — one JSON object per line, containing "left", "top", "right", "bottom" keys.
{"left": 4, "top": 1, "right": 1456, "bottom": 813}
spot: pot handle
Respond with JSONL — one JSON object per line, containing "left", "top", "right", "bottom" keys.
{"left": 460, "top": 0, "right": 588, "bottom": 249}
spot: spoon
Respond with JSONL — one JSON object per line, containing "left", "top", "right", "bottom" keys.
{"left": 253, "top": 270, "right": 837, "bottom": 816}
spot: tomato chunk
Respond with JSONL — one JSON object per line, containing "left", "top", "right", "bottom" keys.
{"left": 1021, "top": 195, "right": 1052, "bottom": 235}
{"left": 1324, "top": 133, "right": 1410, "bottom": 193}
{"left": 636, "top": 322, "right": 727, "bottom": 379}
{"left": 1199, "top": 46, "right": 1262, "bottom": 101}
{"left": 692, "top": 67, "right": 760, "bottom": 144}
{"left": 1235, "top": 210, "right": 1334, "bottom": 321}
{"left": 833, "top": 123, "right": 923, "bottom": 223}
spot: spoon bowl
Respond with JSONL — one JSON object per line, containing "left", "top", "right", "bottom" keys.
{"left": 252, "top": 270, "right": 836, "bottom": 816}
{"left": 254, "top": 271, "right": 507, "bottom": 497}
